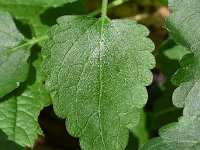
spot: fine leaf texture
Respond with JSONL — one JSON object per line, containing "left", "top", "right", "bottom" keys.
{"left": 168, "top": 0, "right": 200, "bottom": 116}
{"left": 42, "top": 15, "right": 155, "bottom": 150}
{"left": 0, "top": 11, "right": 29, "bottom": 98}
{"left": 141, "top": 0, "right": 200, "bottom": 149}
{"left": 166, "top": 0, "right": 200, "bottom": 52}
{"left": 0, "top": 53, "right": 51, "bottom": 149}
{"left": 167, "top": 0, "right": 200, "bottom": 116}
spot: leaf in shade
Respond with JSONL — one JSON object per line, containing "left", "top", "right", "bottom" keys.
{"left": 0, "top": 11, "right": 29, "bottom": 97}
{"left": 0, "top": 52, "right": 51, "bottom": 149}
{"left": 141, "top": 0, "right": 200, "bottom": 149}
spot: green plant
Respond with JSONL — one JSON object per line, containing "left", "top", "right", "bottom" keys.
{"left": 0, "top": 0, "right": 199, "bottom": 150}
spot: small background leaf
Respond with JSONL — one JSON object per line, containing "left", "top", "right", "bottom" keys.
{"left": 141, "top": 0, "right": 200, "bottom": 149}
{"left": 0, "top": 0, "right": 79, "bottom": 37}
{"left": 0, "top": 11, "right": 29, "bottom": 97}
{"left": 0, "top": 129, "right": 23, "bottom": 150}
{"left": 145, "top": 39, "right": 187, "bottom": 137}
{"left": 0, "top": 46, "right": 51, "bottom": 149}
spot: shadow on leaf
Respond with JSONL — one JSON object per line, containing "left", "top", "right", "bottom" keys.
{"left": 0, "top": 129, "right": 23, "bottom": 150}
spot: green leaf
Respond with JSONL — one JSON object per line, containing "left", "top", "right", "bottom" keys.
{"left": 0, "top": 0, "right": 76, "bottom": 20}
{"left": 141, "top": 116, "right": 200, "bottom": 150}
{"left": 33, "top": 0, "right": 86, "bottom": 37}
{"left": 157, "top": 0, "right": 167, "bottom": 5}
{"left": 172, "top": 52, "right": 200, "bottom": 116}
{"left": 168, "top": 0, "right": 200, "bottom": 116}
{"left": 0, "top": 11, "right": 29, "bottom": 98}
{"left": 141, "top": 0, "right": 200, "bottom": 149}
{"left": 0, "top": 11, "right": 47, "bottom": 97}
{"left": 30, "top": 16, "right": 49, "bottom": 37}
{"left": 0, "top": 51, "right": 51, "bottom": 149}
{"left": 131, "top": 110, "right": 149, "bottom": 148}
{"left": 0, "top": 129, "right": 23, "bottom": 150}
{"left": 42, "top": 15, "right": 155, "bottom": 150}
{"left": 166, "top": 0, "right": 200, "bottom": 116}
{"left": 162, "top": 45, "right": 188, "bottom": 61}
{"left": 142, "top": 55, "right": 200, "bottom": 146}
{"left": 166, "top": 0, "right": 200, "bottom": 52}
{"left": 144, "top": 40, "right": 185, "bottom": 135}
{"left": 0, "top": 0, "right": 77, "bottom": 37}
{"left": 32, "top": 0, "right": 77, "bottom": 6}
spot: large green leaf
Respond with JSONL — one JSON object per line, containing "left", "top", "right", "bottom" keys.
{"left": 0, "top": 51, "right": 51, "bottom": 149}
{"left": 42, "top": 15, "right": 155, "bottom": 150}
{"left": 141, "top": 0, "right": 200, "bottom": 149}
{"left": 0, "top": 11, "right": 29, "bottom": 97}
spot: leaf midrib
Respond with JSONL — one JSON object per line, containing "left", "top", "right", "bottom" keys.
{"left": 98, "top": 16, "right": 108, "bottom": 149}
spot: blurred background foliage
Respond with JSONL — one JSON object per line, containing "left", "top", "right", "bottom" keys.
{"left": 15, "top": 0, "right": 185, "bottom": 149}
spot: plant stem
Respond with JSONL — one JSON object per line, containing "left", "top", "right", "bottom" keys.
{"left": 4, "top": 35, "right": 48, "bottom": 54}
{"left": 153, "top": 107, "right": 178, "bottom": 118}
{"left": 101, "top": 0, "right": 108, "bottom": 18}
{"left": 89, "top": 0, "right": 129, "bottom": 17}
